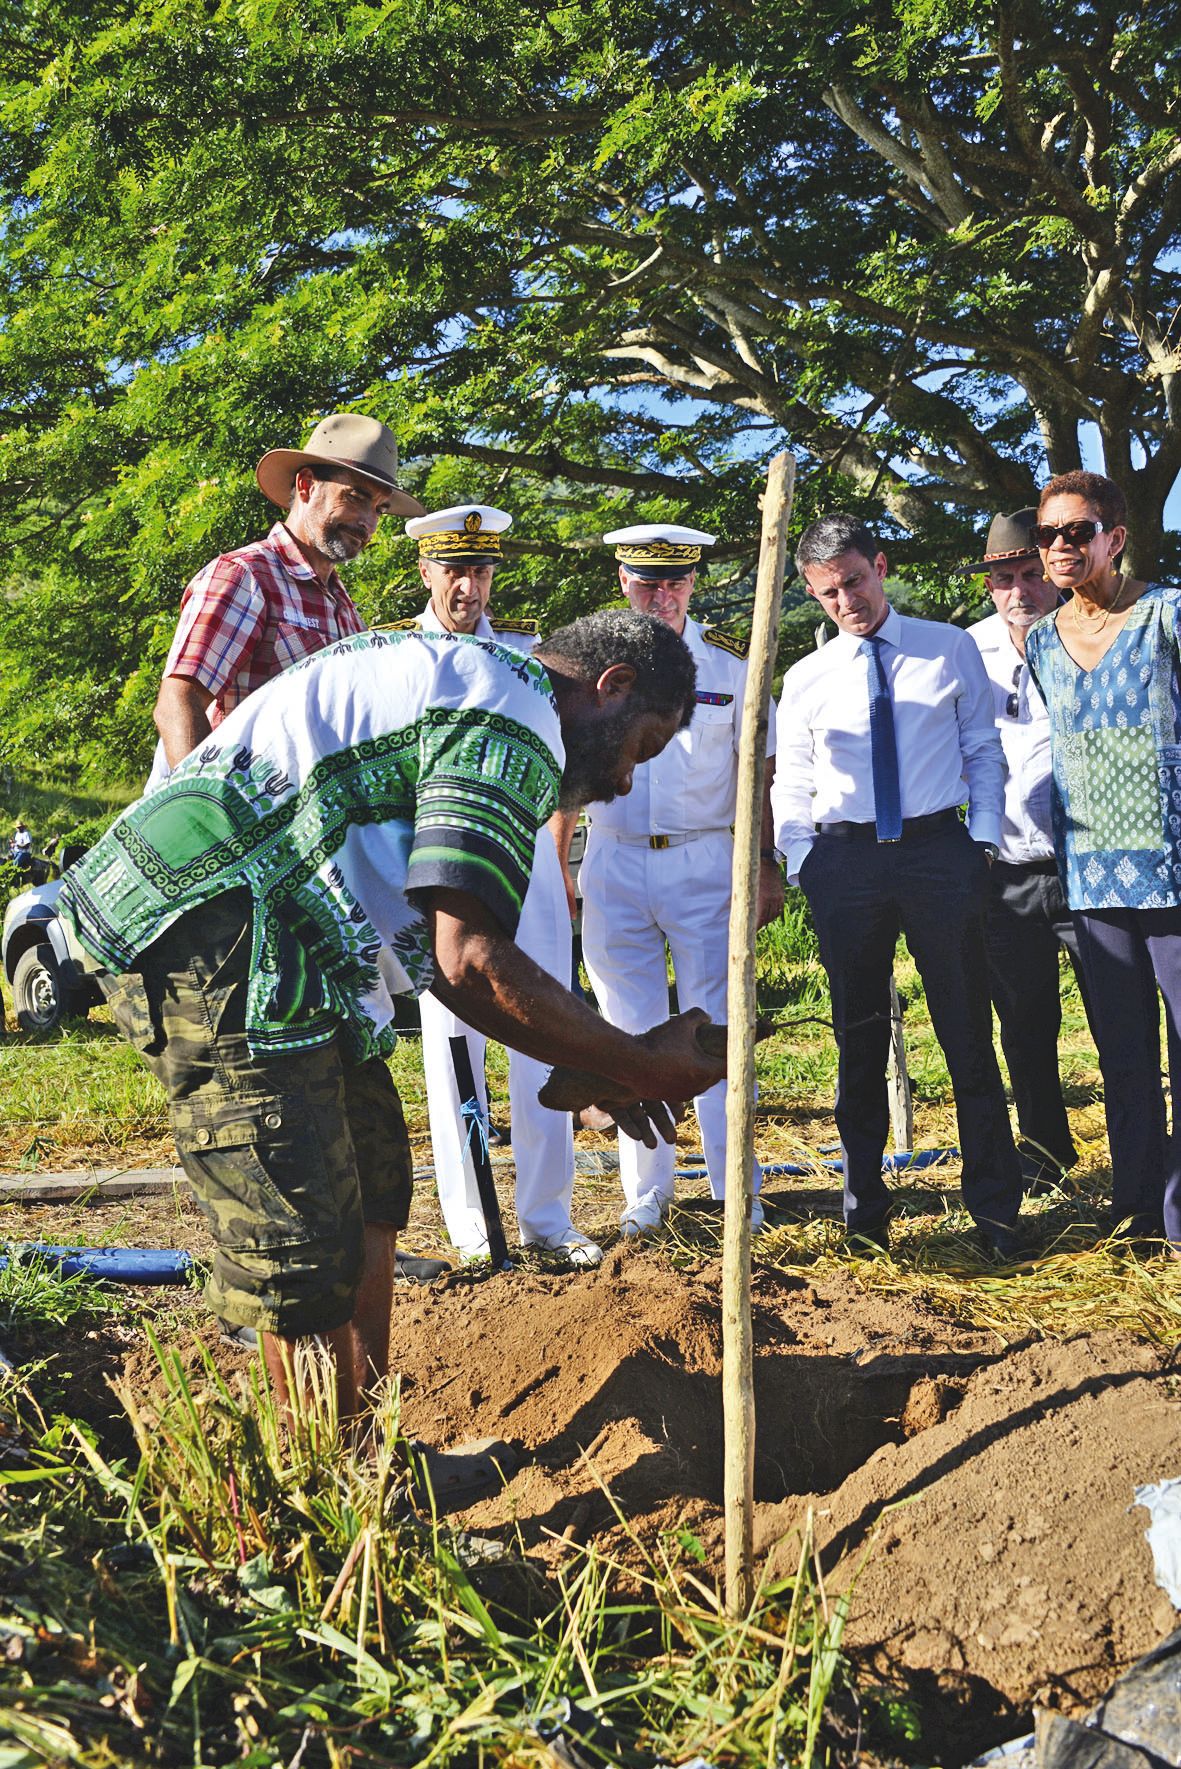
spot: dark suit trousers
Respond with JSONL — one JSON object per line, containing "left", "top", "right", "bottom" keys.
{"left": 1070, "top": 906, "right": 1181, "bottom": 1243}
{"left": 801, "top": 821, "right": 1022, "bottom": 1234}
{"left": 983, "top": 859, "right": 1091, "bottom": 1173}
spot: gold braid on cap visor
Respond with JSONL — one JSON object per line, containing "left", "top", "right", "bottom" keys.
{"left": 417, "top": 530, "right": 503, "bottom": 560}
{"left": 614, "top": 540, "right": 702, "bottom": 567}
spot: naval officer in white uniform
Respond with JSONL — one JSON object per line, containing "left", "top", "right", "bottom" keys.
{"left": 573, "top": 524, "right": 784, "bottom": 1234}
{"left": 404, "top": 504, "right": 601, "bottom": 1267}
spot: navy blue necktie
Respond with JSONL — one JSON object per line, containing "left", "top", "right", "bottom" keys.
{"left": 860, "top": 635, "right": 903, "bottom": 842}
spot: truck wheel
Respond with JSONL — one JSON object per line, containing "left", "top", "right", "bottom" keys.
{"left": 13, "top": 943, "right": 69, "bottom": 1033}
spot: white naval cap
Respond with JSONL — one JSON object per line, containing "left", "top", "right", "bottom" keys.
{"left": 604, "top": 522, "right": 715, "bottom": 576}
{"left": 405, "top": 504, "right": 513, "bottom": 563}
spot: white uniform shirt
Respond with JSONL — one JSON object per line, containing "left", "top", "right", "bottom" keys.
{"left": 771, "top": 606, "right": 1005, "bottom": 883}
{"left": 413, "top": 601, "right": 537, "bottom": 659}
{"left": 968, "top": 610, "right": 1055, "bottom": 865}
{"left": 587, "top": 616, "right": 774, "bottom": 838}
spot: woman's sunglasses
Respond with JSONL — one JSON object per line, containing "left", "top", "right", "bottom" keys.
{"left": 1032, "top": 519, "right": 1105, "bottom": 548}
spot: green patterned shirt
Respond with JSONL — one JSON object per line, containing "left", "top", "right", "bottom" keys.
{"left": 60, "top": 629, "right": 563, "bottom": 1057}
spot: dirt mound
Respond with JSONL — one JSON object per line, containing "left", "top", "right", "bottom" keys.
{"left": 753, "top": 1332, "right": 1180, "bottom": 1749}
{"left": 391, "top": 1252, "right": 1181, "bottom": 1761}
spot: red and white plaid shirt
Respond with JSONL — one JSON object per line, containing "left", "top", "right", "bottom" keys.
{"left": 162, "top": 522, "right": 367, "bottom": 724}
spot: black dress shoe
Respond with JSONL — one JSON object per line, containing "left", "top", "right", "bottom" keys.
{"left": 486, "top": 1121, "right": 510, "bottom": 1147}
{"left": 395, "top": 1253, "right": 452, "bottom": 1283}
{"left": 974, "top": 1221, "right": 1022, "bottom": 1263}
{"left": 1019, "top": 1145, "right": 1073, "bottom": 1196}
{"left": 844, "top": 1212, "right": 892, "bottom": 1255}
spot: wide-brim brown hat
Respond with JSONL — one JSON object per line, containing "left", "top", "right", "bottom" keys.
{"left": 255, "top": 413, "right": 425, "bottom": 515}
{"left": 960, "top": 508, "right": 1039, "bottom": 574}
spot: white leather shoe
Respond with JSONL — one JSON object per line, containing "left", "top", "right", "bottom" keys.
{"left": 523, "top": 1229, "right": 604, "bottom": 1268}
{"left": 619, "top": 1189, "right": 670, "bottom": 1238}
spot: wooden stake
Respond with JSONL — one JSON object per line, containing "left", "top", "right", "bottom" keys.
{"left": 723, "top": 451, "right": 795, "bottom": 1619}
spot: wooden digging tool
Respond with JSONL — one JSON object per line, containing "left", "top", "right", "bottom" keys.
{"left": 724, "top": 449, "right": 795, "bottom": 1618}
{"left": 448, "top": 1035, "right": 511, "bottom": 1270}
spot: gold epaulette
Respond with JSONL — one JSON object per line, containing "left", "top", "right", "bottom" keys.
{"left": 490, "top": 616, "right": 539, "bottom": 636}
{"left": 371, "top": 616, "right": 422, "bottom": 632}
{"left": 702, "top": 626, "right": 749, "bottom": 659}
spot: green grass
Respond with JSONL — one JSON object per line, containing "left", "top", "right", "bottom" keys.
{"left": 0, "top": 1246, "right": 116, "bottom": 1336}
{"left": 0, "top": 1320, "right": 859, "bottom": 1769}
{"left": 0, "top": 765, "right": 134, "bottom": 848}
{"left": 0, "top": 1020, "right": 169, "bottom": 1160}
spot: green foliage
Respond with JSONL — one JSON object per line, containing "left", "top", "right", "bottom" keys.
{"left": 0, "top": 0, "right": 1176, "bottom": 784}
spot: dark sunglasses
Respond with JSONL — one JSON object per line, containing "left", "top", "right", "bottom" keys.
{"left": 1004, "top": 661, "right": 1022, "bottom": 719}
{"left": 1031, "top": 519, "right": 1105, "bottom": 548}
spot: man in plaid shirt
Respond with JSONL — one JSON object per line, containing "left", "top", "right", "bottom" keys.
{"left": 153, "top": 413, "right": 424, "bottom": 768}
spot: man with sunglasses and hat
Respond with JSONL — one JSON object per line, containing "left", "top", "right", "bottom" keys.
{"left": 399, "top": 503, "right": 600, "bottom": 1269}
{"left": 966, "top": 509, "right": 1093, "bottom": 1196}
{"left": 153, "top": 413, "right": 423, "bottom": 768}
{"left": 570, "top": 523, "right": 783, "bottom": 1239}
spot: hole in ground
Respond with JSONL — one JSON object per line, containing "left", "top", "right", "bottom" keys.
{"left": 533, "top": 1341, "right": 988, "bottom": 1510}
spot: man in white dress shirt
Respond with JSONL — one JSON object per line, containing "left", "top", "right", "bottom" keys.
{"left": 966, "top": 509, "right": 1092, "bottom": 1194}
{"left": 403, "top": 504, "right": 601, "bottom": 1267}
{"left": 575, "top": 523, "right": 784, "bottom": 1237}
{"left": 772, "top": 513, "right": 1023, "bottom": 1256}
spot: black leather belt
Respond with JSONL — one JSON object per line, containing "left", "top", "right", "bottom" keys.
{"left": 816, "top": 807, "right": 961, "bottom": 841}
{"left": 995, "top": 856, "right": 1058, "bottom": 875}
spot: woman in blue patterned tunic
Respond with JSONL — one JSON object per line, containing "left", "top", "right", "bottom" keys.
{"left": 1026, "top": 470, "right": 1181, "bottom": 1248}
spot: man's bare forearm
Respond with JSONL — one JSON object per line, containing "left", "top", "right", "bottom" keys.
{"left": 425, "top": 888, "right": 723, "bottom": 1103}
{"left": 154, "top": 675, "right": 215, "bottom": 769}
{"left": 428, "top": 895, "right": 640, "bottom": 1079}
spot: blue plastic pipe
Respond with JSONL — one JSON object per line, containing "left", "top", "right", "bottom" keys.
{"left": 0, "top": 1245, "right": 194, "bottom": 1284}
{"left": 0, "top": 1150, "right": 962, "bottom": 1279}
{"left": 673, "top": 1145, "right": 959, "bottom": 1181}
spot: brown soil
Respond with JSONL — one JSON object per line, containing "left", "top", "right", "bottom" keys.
{"left": 6, "top": 1180, "right": 1181, "bottom": 1766}
{"left": 381, "top": 1248, "right": 1180, "bottom": 1761}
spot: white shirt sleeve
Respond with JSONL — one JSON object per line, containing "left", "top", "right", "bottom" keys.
{"left": 952, "top": 632, "right": 1006, "bottom": 846}
{"left": 770, "top": 672, "right": 818, "bottom": 884}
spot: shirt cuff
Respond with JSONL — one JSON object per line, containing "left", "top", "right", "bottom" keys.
{"left": 967, "top": 812, "right": 1002, "bottom": 848}
{"left": 784, "top": 839, "right": 814, "bottom": 887}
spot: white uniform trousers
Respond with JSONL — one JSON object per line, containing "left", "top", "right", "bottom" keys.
{"left": 580, "top": 828, "right": 762, "bottom": 1209}
{"left": 420, "top": 830, "right": 576, "bottom": 1255}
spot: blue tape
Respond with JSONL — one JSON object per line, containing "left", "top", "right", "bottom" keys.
{"left": 459, "top": 1094, "right": 491, "bottom": 1169}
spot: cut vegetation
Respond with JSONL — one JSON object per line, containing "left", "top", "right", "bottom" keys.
{"left": 1, "top": 916, "right": 1179, "bottom": 1766}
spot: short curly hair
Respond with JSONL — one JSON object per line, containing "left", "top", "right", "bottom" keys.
{"left": 536, "top": 610, "right": 697, "bottom": 730}
{"left": 1038, "top": 470, "right": 1127, "bottom": 531}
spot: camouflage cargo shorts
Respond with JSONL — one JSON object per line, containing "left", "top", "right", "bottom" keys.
{"left": 100, "top": 890, "right": 413, "bottom": 1337}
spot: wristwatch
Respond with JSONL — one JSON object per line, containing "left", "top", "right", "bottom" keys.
{"left": 979, "top": 841, "right": 1000, "bottom": 863}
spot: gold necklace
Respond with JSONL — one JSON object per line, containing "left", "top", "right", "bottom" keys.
{"left": 1071, "top": 574, "right": 1131, "bottom": 635}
